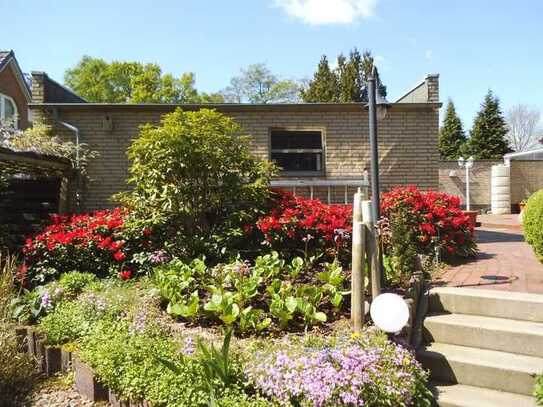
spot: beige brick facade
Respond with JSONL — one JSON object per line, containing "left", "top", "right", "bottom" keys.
{"left": 29, "top": 75, "right": 440, "bottom": 212}
{"left": 28, "top": 104, "right": 438, "bottom": 211}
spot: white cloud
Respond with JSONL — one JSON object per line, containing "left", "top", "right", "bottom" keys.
{"left": 425, "top": 49, "right": 433, "bottom": 61}
{"left": 274, "top": 0, "right": 378, "bottom": 25}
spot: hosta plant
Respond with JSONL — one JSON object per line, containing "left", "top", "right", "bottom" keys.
{"left": 152, "top": 252, "right": 349, "bottom": 333}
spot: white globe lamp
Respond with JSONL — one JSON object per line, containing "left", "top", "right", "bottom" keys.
{"left": 370, "top": 293, "right": 410, "bottom": 334}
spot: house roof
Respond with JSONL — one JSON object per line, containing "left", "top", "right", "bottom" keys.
{"left": 504, "top": 148, "right": 543, "bottom": 163}
{"left": 0, "top": 50, "right": 32, "bottom": 102}
{"left": 28, "top": 101, "right": 441, "bottom": 113}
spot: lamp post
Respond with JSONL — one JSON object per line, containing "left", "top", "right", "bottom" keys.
{"left": 457, "top": 156, "right": 474, "bottom": 210}
{"left": 366, "top": 66, "right": 389, "bottom": 292}
{"left": 367, "top": 66, "right": 389, "bottom": 221}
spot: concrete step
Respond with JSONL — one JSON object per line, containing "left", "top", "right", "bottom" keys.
{"left": 430, "top": 382, "right": 538, "bottom": 407}
{"left": 418, "top": 343, "right": 542, "bottom": 395}
{"left": 424, "top": 313, "right": 543, "bottom": 357}
{"left": 429, "top": 287, "right": 543, "bottom": 322}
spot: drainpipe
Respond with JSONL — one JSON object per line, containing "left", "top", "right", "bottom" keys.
{"left": 52, "top": 110, "right": 82, "bottom": 210}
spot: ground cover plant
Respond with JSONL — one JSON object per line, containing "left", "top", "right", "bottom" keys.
{"left": 245, "top": 329, "right": 433, "bottom": 407}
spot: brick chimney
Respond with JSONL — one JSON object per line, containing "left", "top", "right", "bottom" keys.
{"left": 426, "top": 73, "right": 439, "bottom": 103}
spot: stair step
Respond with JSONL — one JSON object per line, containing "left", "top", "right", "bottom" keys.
{"left": 429, "top": 287, "right": 543, "bottom": 322}
{"left": 424, "top": 313, "right": 543, "bottom": 357}
{"left": 430, "top": 382, "right": 538, "bottom": 407}
{"left": 419, "top": 343, "right": 542, "bottom": 395}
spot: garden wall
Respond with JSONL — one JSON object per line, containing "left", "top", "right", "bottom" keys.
{"left": 439, "top": 159, "right": 543, "bottom": 210}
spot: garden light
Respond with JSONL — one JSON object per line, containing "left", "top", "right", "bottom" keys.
{"left": 370, "top": 293, "right": 410, "bottom": 333}
{"left": 457, "top": 156, "right": 475, "bottom": 210}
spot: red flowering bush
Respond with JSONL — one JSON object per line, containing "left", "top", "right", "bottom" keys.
{"left": 381, "top": 186, "right": 476, "bottom": 258}
{"left": 20, "top": 208, "right": 150, "bottom": 286}
{"left": 253, "top": 190, "right": 352, "bottom": 262}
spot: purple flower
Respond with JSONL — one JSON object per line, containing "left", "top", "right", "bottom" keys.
{"left": 149, "top": 249, "right": 170, "bottom": 264}
{"left": 40, "top": 290, "right": 52, "bottom": 310}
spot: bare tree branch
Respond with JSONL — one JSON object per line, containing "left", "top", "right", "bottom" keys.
{"left": 506, "top": 104, "right": 543, "bottom": 152}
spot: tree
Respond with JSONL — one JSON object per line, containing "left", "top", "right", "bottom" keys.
{"left": 439, "top": 100, "right": 466, "bottom": 159}
{"left": 117, "top": 108, "right": 276, "bottom": 261}
{"left": 222, "top": 63, "right": 300, "bottom": 103}
{"left": 506, "top": 104, "right": 542, "bottom": 152}
{"left": 465, "top": 90, "right": 511, "bottom": 159}
{"left": 65, "top": 56, "right": 223, "bottom": 103}
{"left": 301, "top": 49, "right": 386, "bottom": 103}
{"left": 301, "top": 56, "right": 338, "bottom": 102}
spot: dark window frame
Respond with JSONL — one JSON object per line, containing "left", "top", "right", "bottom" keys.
{"left": 269, "top": 128, "right": 326, "bottom": 177}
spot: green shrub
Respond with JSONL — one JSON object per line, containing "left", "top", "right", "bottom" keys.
{"left": 523, "top": 190, "right": 543, "bottom": 262}
{"left": 117, "top": 108, "right": 276, "bottom": 263}
{"left": 536, "top": 375, "right": 543, "bottom": 405}
{"left": 0, "top": 325, "right": 37, "bottom": 406}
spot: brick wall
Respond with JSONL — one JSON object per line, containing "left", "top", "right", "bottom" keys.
{"left": 30, "top": 104, "right": 438, "bottom": 211}
{"left": 511, "top": 161, "right": 543, "bottom": 203}
{"left": 439, "top": 160, "right": 501, "bottom": 210}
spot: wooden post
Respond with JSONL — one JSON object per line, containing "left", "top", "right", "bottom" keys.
{"left": 351, "top": 188, "right": 366, "bottom": 332}
{"left": 362, "top": 200, "right": 381, "bottom": 300}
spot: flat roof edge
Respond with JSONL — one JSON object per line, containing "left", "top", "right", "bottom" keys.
{"left": 29, "top": 102, "right": 441, "bottom": 112}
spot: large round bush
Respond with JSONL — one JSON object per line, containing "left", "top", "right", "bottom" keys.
{"left": 523, "top": 189, "right": 543, "bottom": 262}
{"left": 117, "top": 108, "right": 276, "bottom": 262}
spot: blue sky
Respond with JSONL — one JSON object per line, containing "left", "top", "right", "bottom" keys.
{"left": 2, "top": 0, "right": 542, "bottom": 128}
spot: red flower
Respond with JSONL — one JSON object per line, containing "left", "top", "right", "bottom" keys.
{"left": 119, "top": 269, "right": 132, "bottom": 280}
{"left": 113, "top": 251, "right": 126, "bottom": 262}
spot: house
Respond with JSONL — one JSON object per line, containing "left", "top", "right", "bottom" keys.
{"left": 28, "top": 71, "right": 441, "bottom": 212}
{"left": 0, "top": 50, "right": 32, "bottom": 129}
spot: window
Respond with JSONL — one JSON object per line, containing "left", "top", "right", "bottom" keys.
{"left": 270, "top": 129, "right": 324, "bottom": 175}
{"left": 0, "top": 93, "right": 18, "bottom": 128}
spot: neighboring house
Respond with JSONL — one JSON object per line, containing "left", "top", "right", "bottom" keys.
{"left": 29, "top": 71, "right": 441, "bottom": 212}
{"left": 0, "top": 50, "right": 32, "bottom": 129}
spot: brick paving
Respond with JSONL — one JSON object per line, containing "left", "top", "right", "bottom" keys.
{"left": 434, "top": 215, "right": 543, "bottom": 294}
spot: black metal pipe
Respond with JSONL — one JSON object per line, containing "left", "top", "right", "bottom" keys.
{"left": 367, "top": 67, "right": 380, "bottom": 222}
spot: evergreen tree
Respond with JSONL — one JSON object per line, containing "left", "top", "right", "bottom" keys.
{"left": 338, "top": 49, "right": 363, "bottom": 102}
{"left": 302, "top": 49, "right": 387, "bottom": 103}
{"left": 438, "top": 100, "right": 466, "bottom": 159}
{"left": 301, "top": 56, "right": 338, "bottom": 102}
{"left": 360, "top": 49, "right": 387, "bottom": 100}
{"left": 466, "top": 90, "right": 512, "bottom": 159}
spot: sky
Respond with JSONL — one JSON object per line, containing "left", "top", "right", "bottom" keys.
{"left": 2, "top": 0, "right": 543, "bottom": 128}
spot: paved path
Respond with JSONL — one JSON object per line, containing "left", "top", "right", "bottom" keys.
{"left": 434, "top": 215, "right": 543, "bottom": 294}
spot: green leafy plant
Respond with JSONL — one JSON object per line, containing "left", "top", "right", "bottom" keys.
{"left": 196, "top": 328, "right": 235, "bottom": 406}
{"left": 153, "top": 253, "right": 349, "bottom": 333}
{"left": 523, "top": 189, "right": 543, "bottom": 262}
